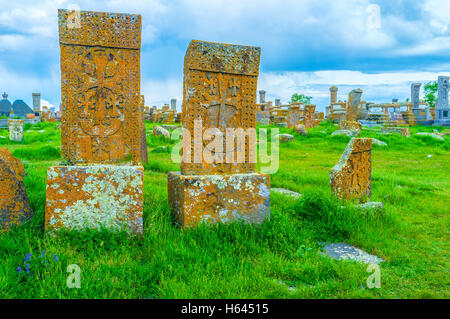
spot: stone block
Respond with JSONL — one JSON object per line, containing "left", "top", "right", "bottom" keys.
{"left": 8, "top": 120, "right": 24, "bottom": 142}
{"left": 168, "top": 172, "right": 270, "bottom": 227}
{"left": 330, "top": 138, "right": 372, "bottom": 202}
{"left": 0, "top": 148, "right": 33, "bottom": 232}
{"left": 45, "top": 164, "right": 143, "bottom": 235}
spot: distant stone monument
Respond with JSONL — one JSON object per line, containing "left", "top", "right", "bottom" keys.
{"left": 411, "top": 83, "right": 421, "bottom": 110}
{"left": 330, "top": 86, "right": 338, "bottom": 105}
{"left": 259, "top": 90, "right": 266, "bottom": 104}
{"left": 170, "top": 98, "right": 177, "bottom": 111}
{"left": 330, "top": 138, "right": 372, "bottom": 202}
{"left": 303, "top": 104, "right": 316, "bottom": 128}
{"left": 275, "top": 99, "right": 281, "bottom": 107}
{"left": 0, "top": 148, "right": 33, "bottom": 233}
{"left": 8, "top": 120, "right": 24, "bottom": 142}
{"left": 346, "top": 89, "right": 362, "bottom": 121}
{"left": 435, "top": 76, "right": 450, "bottom": 126}
{"left": 287, "top": 105, "right": 301, "bottom": 128}
{"left": 32, "top": 93, "right": 41, "bottom": 114}
{"left": 45, "top": 9, "right": 144, "bottom": 235}
{"left": 168, "top": 40, "right": 270, "bottom": 227}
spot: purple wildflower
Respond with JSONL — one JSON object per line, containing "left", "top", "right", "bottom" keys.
{"left": 17, "top": 267, "right": 22, "bottom": 272}
{"left": 24, "top": 253, "right": 31, "bottom": 262}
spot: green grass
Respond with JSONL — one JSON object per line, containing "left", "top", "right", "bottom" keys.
{"left": 0, "top": 121, "right": 449, "bottom": 299}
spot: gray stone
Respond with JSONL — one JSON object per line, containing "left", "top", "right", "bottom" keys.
{"left": 170, "top": 98, "right": 177, "bottom": 111}
{"left": 415, "top": 132, "right": 445, "bottom": 141}
{"left": 331, "top": 129, "right": 359, "bottom": 137}
{"left": 411, "top": 83, "right": 421, "bottom": 109}
{"left": 271, "top": 188, "right": 302, "bottom": 198}
{"left": 160, "top": 124, "right": 180, "bottom": 131}
{"left": 259, "top": 90, "right": 266, "bottom": 104}
{"left": 320, "top": 242, "right": 384, "bottom": 264}
{"left": 276, "top": 122, "right": 287, "bottom": 128}
{"left": 358, "top": 201, "right": 384, "bottom": 212}
{"left": 277, "top": 133, "right": 294, "bottom": 142}
{"left": 153, "top": 125, "right": 170, "bottom": 138}
{"left": 370, "top": 138, "right": 387, "bottom": 146}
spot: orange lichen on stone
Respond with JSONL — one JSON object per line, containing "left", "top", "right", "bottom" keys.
{"left": 287, "top": 105, "right": 302, "bottom": 128}
{"left": 139, "top": 95, "right": 148, "bottom": 164}
{"left": 345, "top": 89, "right": 363, "bottom": 121}
{"left": 330, "top": 138, "right": 372, "bottom": 202}
{"left": 303, "top": 104, "right": 316, "bottom": 128}
{"left": 339, "top": 120, "right": 362, "bottom": 131}
{"left": 45, "top": 164, "right": 144, "bottom": 235}
{"left": 381, "top": 126, "right": 411, "bottom": 137}
{"left": 169, "top": 40, "right": 270, "bottom": 227}
{"left": 58, "top": 9, "right": 142, "bottom": 165}
{"left": 0, "top": 148, "right": 33, "bottom": 232}
{"left": 168, "top": 172, "right": 270, "bottom": 227}
{"left": 181, "top": 40, "right": 261, "bottom": 175}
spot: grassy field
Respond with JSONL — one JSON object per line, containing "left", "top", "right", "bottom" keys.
{"left": 0, "top": 121, "right": 448, "bottom": 299}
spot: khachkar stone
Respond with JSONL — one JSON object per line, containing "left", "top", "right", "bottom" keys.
{"left": 435, "top": 76, "right": 450, "bottom": 125}
{"left": 170, "top": 98, "right": 177, "bottom": 111}
{"left": 303, "top": 104, "right": 316, "bottom": 128}
{"left": 32, "top": 93, "right": 40, "bottom": 113}
{"left": 411, "top": 83, "right": 421, "bottom": 109}
{"left": 59, "top": 9, "right": 142, "bottom": 164}
{"left": 8, "top": 120, "right": 24, "bottom": 142}
{"left": 0, "top": 148, "right": 33, "bottom": 233}
{"left": 168, "top": 40, "right": 270, "bottom": 227}
{"left": 330, "top": 138, "right": 372, "bottom": 202}
{"left": 287, "top": 105, "right": 301, "bottom": 128}
{"left": 259, "top": 90, "right": 266, "bottom": 104}
{"left": 139, "top": 95, "right": 148, "bottom": 164}
{"left": 45, "top": 9, "right": 144, "bottom": 236}
{"left": 346, "top": 88, "right": 362, "bottom": 121}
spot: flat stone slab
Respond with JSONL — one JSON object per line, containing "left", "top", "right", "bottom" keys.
{"left": 271, "top": 188, "right": 302, "bottom": 198}
{"left": 415, "top": 132, "right": 445, "bottom": 141}
{"left": 331, "top": 129, "right": 359, "bottom": 137}
{"left": 320, "top": 242, "right": 384, "bottom": 264}
{"left": 370, "top": 138, "right": 387, "bottom": 146}
{"left": 358, "top": 201, "right": 383, "bottom": 212}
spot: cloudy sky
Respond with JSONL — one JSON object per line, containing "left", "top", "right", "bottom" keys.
{"left": 0, "top": 0, "right": 449, "bottom": 112}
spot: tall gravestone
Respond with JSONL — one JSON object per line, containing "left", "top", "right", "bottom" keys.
{"left": 303, "top": 104, "right": 316, "bottom": 128}
{"left": 45, "top": 9, "right": 144, "bottom": 235}
{"left": 170, "top": 98, "right": 177, "bottom": 111}
{"left": 287, "top": 105, "right": 301, "bottom": 128}
{"left": 168, "top": 40, "right": 270, "bottom": 227}
{"left": 411, "top": 83, "right": 421, "bottom": 109}
{"left": 435, "top": 76, "right": 450, "bottom": 126}
{"left": 32, "top": 93, "right": 41, "bottom": 114}
{"left": 259, "top": 90, "right": 266, "bottom": 104}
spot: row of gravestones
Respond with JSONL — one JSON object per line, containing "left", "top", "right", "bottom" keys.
{"left": 0, "top": 9, "right": 373, "bottom": 235}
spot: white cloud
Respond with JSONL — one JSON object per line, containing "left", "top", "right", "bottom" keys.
{"left": 40, "top": 98, "right": 56, "bottom": 110}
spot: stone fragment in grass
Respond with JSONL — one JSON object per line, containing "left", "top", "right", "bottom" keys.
{"left": 330, "top": 138, "right": 372, "bottom": 202}
{"left": 358, "top": 201, "right": 383, "bottom": 213}
{"left": 161, "top": 124, "right": 179, "bottom": 131}
{"left": 294, "top": 124, "right": 307, "bottom": 135}
{"left": 415, "top": 132, "right": 445, "bottom": 141}
{"left": 271, "top": 188, "right": 302, "bottom": 198}
{"left": 320, "top": 242, "right": 384, "bottom": 264}
{"left": 276, "top": 122, "right": 287, "bottom": 128}
{"left": 277, "top": 134, "right": 294, "bottom": 142}
{"left": 0, "top": 148, "right": 33, "bottom": 232}
{"left": 153, "top": 125, "right": 170, "bottom": 138}
{"left": 370, "top": 138, "right": 387, "bottom": 146}
{"left": 331, "top": 129, "right": 359, "bottom": 137}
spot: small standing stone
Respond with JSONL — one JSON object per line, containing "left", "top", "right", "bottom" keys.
{"left": 330, "top": 138, "right": 372, "bottom": 202}
{"left": 0, "top": 148, "right": 33, "bottom": 232}
{"left": 8, "top": 120, "right": 24, "bottom": 142}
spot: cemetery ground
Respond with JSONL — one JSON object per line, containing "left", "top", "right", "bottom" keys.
{"left": 0, "top": 121, "right": 448, "bottom": 299}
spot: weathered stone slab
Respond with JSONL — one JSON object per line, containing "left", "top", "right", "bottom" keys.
{"left": 294, "top": 124, "right": 307, "bottom": 135}
{"left": 277, "top": 134, "right": 294, "bottom": 143}
{"left": 153, "top": 125, "right": 170, "bottom": 138}
{"left": 8, "top": 120, "right": 24, "bottom": 142}
{"left": 415, "top": 132, "right": 445, "bottom": 141}
{"left": 168, "top": 172, "right": 270, "bottom": 227}
{"left": 58, "top": 9, "right": 142, "bottom": 165}
{"left": 380, "top": 126, "right": 410, "bottom": 137}
{"left": 0, "top": 148, "right": 33, "bottom": 232}
{"left": 45, "top": 164, "right": 143, "bottom": 235}
{"left": 331, "top": 129, "right": 359, "bottom": 137}
{"left": 287, "top": 106, "right": 302, "bottom": 128}
{"left": 370, "top": 138, "right": 387, "bottom": 146}
{"left": 330, "top": 138, "right": 372, "bottom": 202}
{"left": 346, "top": 89, "right": 362, "bottom": 121}
{"left": 320, "top": 242, "right": 384, "bottom": 264}
{"left": 303, "top": 104, "right": 316, "bottom": 128}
